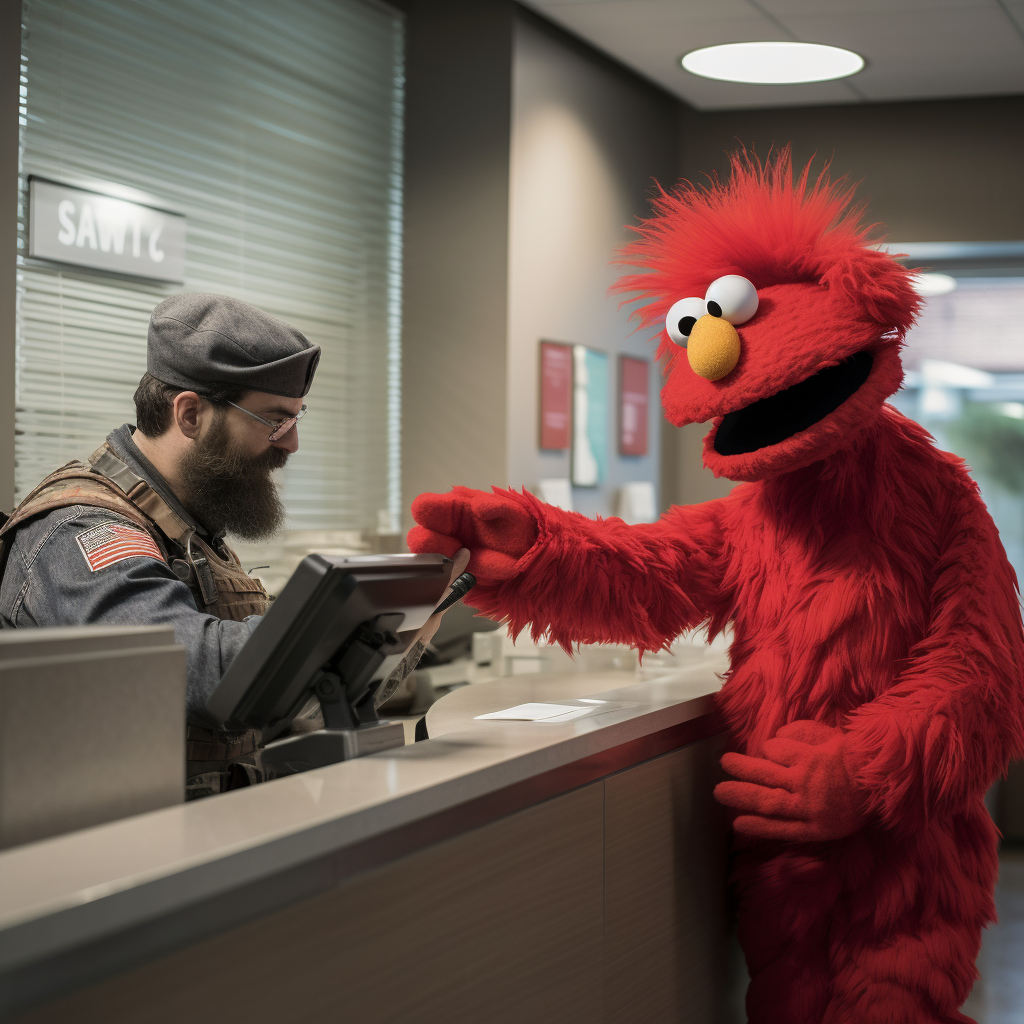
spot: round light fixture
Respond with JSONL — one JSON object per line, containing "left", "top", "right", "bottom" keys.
{"left": 681, "top": 41, "right": 864, "bottom": 85}
{"left": 910, "top": 273, "right": 958, "bottom": 298}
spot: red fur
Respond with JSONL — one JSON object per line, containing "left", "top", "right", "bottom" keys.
{"left": 409, "top": 153, "right": 1024, "bottom": 1022}
{"left": 615, "top": 151, "right": 922, "bottom": 480}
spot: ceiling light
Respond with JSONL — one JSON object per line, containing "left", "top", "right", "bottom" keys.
{"left": 909, "top": 273, "right": 958, "bottom": 298}
{"left": 681, "top": 42, "right": 864, "bottom": 85}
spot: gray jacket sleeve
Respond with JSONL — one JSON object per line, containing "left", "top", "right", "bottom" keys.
{"left": 0, "top": 506, "right": 259, "bottom": 716}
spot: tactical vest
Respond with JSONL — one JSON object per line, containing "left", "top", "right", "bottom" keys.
{"left": 0, "top": 442, "right": 270, "bottom": 800}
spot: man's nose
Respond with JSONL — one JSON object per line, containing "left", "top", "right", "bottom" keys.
{"left": 272, "top": 426, "right": 299, "bottom": 454}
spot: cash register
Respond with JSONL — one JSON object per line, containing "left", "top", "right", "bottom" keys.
{"left": 204, "top": 553, "right": 453, "bottom": 778}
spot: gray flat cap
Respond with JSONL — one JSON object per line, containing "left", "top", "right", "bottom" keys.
{"left": 148, "top": 294, "right": 320, "bottom": 398}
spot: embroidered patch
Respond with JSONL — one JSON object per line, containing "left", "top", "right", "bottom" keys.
{"left": 76, "top": 521, "right": 163, "bottom": 572}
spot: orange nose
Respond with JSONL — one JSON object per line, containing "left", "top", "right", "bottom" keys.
{"left": 687, "top": 314, "right": 741, "bottom": 381}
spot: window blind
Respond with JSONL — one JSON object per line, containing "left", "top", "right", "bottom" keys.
{"left": 17, "top": 0, "right": 404, "bottom": 568}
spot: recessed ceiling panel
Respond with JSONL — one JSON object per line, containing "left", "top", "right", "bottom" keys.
{"left": 524, "top": 0, "right": 1024, "bottom": 109}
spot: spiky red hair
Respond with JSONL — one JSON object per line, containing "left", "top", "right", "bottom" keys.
{"left": 615, "top": 150, "right": 921, "bottom": 365}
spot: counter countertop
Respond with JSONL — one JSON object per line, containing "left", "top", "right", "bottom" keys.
{"left": 0, "top": 649, "right": 727, "bottom": 980}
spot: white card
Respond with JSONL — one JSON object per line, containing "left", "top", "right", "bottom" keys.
{"left": 474, "top": 703, "right": 589, "bottom": 722}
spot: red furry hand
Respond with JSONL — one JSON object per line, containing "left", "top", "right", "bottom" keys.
{"left": 407, "top": 487, "right": 539, "bottom": 583}
{"left": 714, "top": 720, "right": 869, "bottom": 842}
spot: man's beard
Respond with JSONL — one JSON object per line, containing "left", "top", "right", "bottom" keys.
{"left": 178, "top": 414, "right": 288, "bottom": 541}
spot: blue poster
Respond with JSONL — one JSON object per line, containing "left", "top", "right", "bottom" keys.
{"left": 571, "top": 345, "right": 609, "bottom": 487}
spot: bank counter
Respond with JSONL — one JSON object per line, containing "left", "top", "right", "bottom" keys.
{"left": 0, "top": 650, "right": 731, "bottom": 1024}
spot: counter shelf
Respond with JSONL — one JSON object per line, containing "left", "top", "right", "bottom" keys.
{"left": 0, "top": 653, "right": 729, "bottom": 1024}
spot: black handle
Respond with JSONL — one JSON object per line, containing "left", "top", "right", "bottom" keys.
{"left": 432, "top": 572, "right": 477, "bottom": 615}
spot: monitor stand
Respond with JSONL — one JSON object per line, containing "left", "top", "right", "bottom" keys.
{"left": 260, "top": 667, "right": 405, "bottom": 779}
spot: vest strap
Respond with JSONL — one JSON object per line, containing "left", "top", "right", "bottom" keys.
{"left": 89, "top": 447, "right": 144, "bottom": 493}
{"left": 87, "top": 446, "right": 194, "bottom": 544}
{"left": 2, "top": 439, "right": 272, "bottom": 801}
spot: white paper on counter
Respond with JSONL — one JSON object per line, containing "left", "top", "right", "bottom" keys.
{"left": 474, "top": 703, "right": 592, "bottom": 722}
{"left": 474, "top": 700, "right": 638, "bottom": 723}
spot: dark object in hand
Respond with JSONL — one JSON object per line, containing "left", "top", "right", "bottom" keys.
{"left": 432, "top": 572, "right": 477, "bottom": 616}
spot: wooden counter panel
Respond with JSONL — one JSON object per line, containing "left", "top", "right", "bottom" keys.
{"left": 15, "top": 784, "right": 606, "bottom": 1024}
{"left": 604, "top": 736, "right": 730, "bottom": 1024}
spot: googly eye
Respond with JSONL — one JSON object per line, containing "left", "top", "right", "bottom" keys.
{"left": 665, "top": 296, "right": 707, "bottom": 348}
{"left": 704, "top": 275, "right": 759, "bottom": 325}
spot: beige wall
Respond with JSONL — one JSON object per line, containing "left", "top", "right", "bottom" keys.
{"left": 507, "top": 13, "right": 680, "bottom": 518}
{"left": 398, "top": 2, "right": 687, "bottom": 522}
{"left": 379, "top": 12, "right": 1024, "bottom": 520}
{"left": 397, "top": 0, "right": 515, "bottom": 528}
{"left": 661, "top": 420, "right": 737, "bottom": 510}
{"left": 679, "top": 94, "right": 1024, "bottom": 244}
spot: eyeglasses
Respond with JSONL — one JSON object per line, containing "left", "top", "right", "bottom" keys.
{"left": 227, "top": 401, "right": 307, "bottom": 442}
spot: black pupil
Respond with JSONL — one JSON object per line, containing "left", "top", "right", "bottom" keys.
{"left": 678, "top": 315, "right": 697, "bottom": 337}
{"left": 706, "top": 299, "right": 722, "bottom": 317}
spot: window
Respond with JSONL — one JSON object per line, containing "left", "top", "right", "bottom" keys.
{"left": 893, "top": 270, "right": 1024, "bottom": 580}
{"left": 18, "top": 0, "right": 404, "bottom": 585}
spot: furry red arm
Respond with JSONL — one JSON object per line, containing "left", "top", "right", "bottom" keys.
{"left": 409, "top": 487, "right": 734, "bottom": 652}
{"left": 842, "top": 481, "right": 1024, "bottom": 833}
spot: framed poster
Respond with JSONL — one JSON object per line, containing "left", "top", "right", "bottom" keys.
{"left": 571, "top": 344, "right": 609, "bottom": 487}
{"left": 539, "top": 341, "right": 573, "bottom": 450}
{"left": 619, "top": 356, "right": 649, "bottom": 456}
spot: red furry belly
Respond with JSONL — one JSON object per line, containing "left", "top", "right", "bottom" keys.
{"left": 715, "top": 619, "right": 918, "bottom": 756}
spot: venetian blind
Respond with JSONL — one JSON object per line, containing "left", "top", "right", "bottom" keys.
{"left": 17, "top": 0, "right": 404, "bottom": 550}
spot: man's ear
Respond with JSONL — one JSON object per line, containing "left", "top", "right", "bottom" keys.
{"left": 172, "top": 391, "right": 205, "bottom": 440}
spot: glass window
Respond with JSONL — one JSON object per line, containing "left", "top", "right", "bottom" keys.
{"left": 893, "top": 275, "right": 1024, "bottom": 579}
{"left": 17, "top": 0, "right": 404, "bottom": 587}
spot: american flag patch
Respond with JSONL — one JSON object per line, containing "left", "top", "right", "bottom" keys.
{"left": 76, "top": 521, "right": 163, "bottom": 572}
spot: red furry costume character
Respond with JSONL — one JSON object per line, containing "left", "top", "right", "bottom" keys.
{"left": 408, "top": 154, "right": 1024, "bottom": 1023}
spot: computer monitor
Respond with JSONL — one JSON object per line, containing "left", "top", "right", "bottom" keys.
{"left": 204, "top": 553, "right": 453, "bottom": 775}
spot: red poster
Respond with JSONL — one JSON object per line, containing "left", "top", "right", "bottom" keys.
{"left": 619, "top": 356, "right": 649, "bottom": 456}
{"left": 539, "top": 341, "right": 572, "bottom": 450}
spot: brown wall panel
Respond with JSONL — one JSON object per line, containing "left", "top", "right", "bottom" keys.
{"left": 17, "top": 784, "right": 606, "bottom": 1024}
{"left": 16, "top": 734, "right": 733, "bottom": 1024}
{"left": 604, "top": 736, "right": 730, "bottom": 1024}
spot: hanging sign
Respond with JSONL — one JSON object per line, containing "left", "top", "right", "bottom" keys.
{"left": 28, "top": 177, "right": 186, "bottom": 283}
{"left": 619, "top": 356, "right": 649, "bottom": 456}
{"left": 539, "top": 340, "right": 573, "bottom": 450}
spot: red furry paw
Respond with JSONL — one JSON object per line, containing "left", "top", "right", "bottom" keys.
{"left": 408, "top": 487, "right": 539, "bottom": 582}
{"left": 714, "top": 720, "right": 869, "bottom": 842}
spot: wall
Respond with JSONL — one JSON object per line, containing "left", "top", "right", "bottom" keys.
{"left": 507, "top": 12, "right": 680, "bottom": 518}
{"left": 661, "top": 419, "right": 737, "bottom": 511}
{"left": 679, "top": 94, "right": 1024, "bottom": 244}
{"left": 661, "top": 92, "right": 1024, "bottom": 509}
{"left": 0, "top": 0, "right": 19, "bottom": 512}
{"left": 397, "top": 0, "right": 515, "bottom": 527}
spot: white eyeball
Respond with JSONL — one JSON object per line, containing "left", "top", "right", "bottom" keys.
{"left": 704, "top": 275, "right": 759, "bottom": 325}
{"left": 665, "top": 296, "right": 706, "bottom": 348}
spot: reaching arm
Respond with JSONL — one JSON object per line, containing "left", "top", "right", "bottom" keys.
{"left": 408, "top": 486, "right": 734, "bottom": 652}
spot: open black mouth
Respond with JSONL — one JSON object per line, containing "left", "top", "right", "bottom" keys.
{"left": 713, "top": 351, "right": 873, "bottom": 456}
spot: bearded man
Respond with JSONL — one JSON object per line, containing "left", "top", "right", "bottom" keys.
{"left": 0, "top": 294, "right": 320, "bottom": 796}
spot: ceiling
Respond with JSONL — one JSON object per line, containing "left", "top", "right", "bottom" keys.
{"left": 522, "top": 0, "right": 1024, "bottom": 110}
